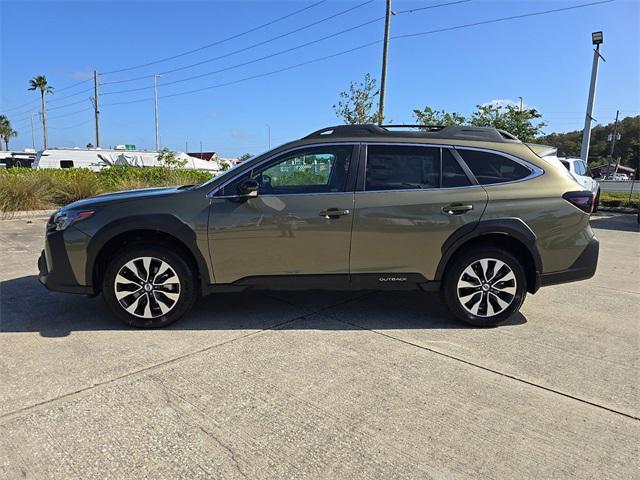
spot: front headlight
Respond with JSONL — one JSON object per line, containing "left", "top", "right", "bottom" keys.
{"left": 51, "top": 210, "right": 95, "bottom": 231}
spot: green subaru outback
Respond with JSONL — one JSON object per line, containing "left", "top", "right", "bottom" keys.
{"left": 38, "top": 125, "right": 599, "bottom": 328}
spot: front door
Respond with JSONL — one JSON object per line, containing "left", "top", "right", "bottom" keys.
{"left": 349, "top": 144, "right": 488, "bottom": 281}
{"left": 208, "top": 144, "right": 357, "bottom": 284}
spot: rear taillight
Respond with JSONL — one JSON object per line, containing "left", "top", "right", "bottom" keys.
{"left": 563, "top": 191, "right": 594, "bottom": 214}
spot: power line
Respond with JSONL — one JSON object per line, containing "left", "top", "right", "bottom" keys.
{"left": 393, "top": 0, "right": 614, "bottom": 40}
{"left": 49, "top": 118, "right": 93, "bottom": 130}
{"left": 100, "top": 0, "right": 328, "bottom": 76}
{"left": 7, "top": 86, "right": 94, "bottom": 120}
{"left": 101, "top": 0, "right": 376, "bottom": 86}
{"left": 100, "top": 0, "right": 613, "bottom": 108}
{"left": 101, "top": 17, "right": 384, "bottom": 96}
{"left": 48, "top": 107, "right": 93, "bottom": 121}
{"left": 101, "top": 0, "right": 470, "bottom": 97}
{"left": 48, "top": 97, "right": 91, "bottom": 112}
{"left": 102, "top": 40, "right": 382, "bottom": 107}
{"left": 2, "top": 80, "right": 93, "bottom": 114}
{"left": 395, "top": 0, "right": 471, "bottom": 14}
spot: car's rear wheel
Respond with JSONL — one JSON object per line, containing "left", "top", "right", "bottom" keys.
{"left": 442, "top": 248, "right": 527, "bottom": 327}
{"left": 102, "top": 245, "right": 197, "bottom": 328}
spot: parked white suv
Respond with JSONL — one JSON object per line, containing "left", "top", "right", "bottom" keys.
{"left": 559, "top": 158, "right": 600, "bottom": 210}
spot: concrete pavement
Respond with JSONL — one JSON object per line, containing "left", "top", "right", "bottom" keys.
{"left": 0, "top": 213, "right": 638, "bottom": 479}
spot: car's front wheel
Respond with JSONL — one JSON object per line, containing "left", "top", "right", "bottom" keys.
{"left": 442, "top": 248, "right": 527, "bottom": 327}
{"left": 102, "top": 245, "right": 197, "bottom": 328}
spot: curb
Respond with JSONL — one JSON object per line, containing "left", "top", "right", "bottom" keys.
{"left": 1, "top": 209, "right": 57, "bottom": 220}
{"left": 598, "top": 206, "right": 638, "bottom": 214}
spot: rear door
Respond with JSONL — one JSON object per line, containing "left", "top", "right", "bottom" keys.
{"left": 349, "top": 144, "right": 488, "bottom": 281}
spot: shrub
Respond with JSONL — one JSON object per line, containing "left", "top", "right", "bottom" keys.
{"left": 599, "top": 192, "right": 639, "bottom": 209}
{"left": 51, "top": 168, "right": 104, "bottom": 204}
{"left": 0, "top": 167, "right": 216, "bottom": 212}
{"left": 0, "top": 169, "right": 54, "bottom": 212}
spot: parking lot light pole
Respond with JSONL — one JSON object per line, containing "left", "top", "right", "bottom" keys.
{"left": 580, "top": 31, "right": 604, "bottom": 164}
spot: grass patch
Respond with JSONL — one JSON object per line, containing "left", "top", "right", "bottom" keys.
{"left": 0, "top": 167, "right": 215, "bottom": 212}
{"left": 599, "top": 191, "right": 639, "bottom": 209}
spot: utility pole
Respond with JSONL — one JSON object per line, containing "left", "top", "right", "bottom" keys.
{"left": 153, "top": 74, "right": 161, "bottom": 151}
{"left": 266, "top": 124, "right": 271, "bottom": 149}
{"left": 580, "top": 31, "right": 604, "bottom": 164}
{"left": 92, "top": 70, "right": 100, "bottom": 148}
{"left": 518, "top": 96, "right": 524, "bottom": 113}
{"left": 609, "top": 110, "right": 623, "bottom": 178}
{"left": 30, "top": 113, "right": 36, "bottom": 150}
{"left": 377, "top": 0, "right": 392, "bottom": 125}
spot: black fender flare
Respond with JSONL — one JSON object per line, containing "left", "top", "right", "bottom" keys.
{"left": 434, "top": 218, "right": 543, "bottom": 291}
{"left": 85, "top": 214, "right": 211, "bottom": 292}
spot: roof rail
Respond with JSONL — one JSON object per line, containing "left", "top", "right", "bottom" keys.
{"left": 304, "top": 124, "right": 521, "bottom": 143}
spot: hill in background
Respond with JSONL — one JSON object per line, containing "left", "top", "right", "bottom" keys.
{"left": 537, "top": 116, "right": 639, "bottom": 173}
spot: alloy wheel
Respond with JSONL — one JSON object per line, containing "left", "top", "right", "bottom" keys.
{"left": 456, "top": 258, "right": 517, "bottom": 317}
{"left": 114, "top": 257, "right": 181, "bottom": 319}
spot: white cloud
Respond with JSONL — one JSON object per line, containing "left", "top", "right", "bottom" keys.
{"left": 67, "top": 70, "right": 94, "bottom": 80}
{"left": 482, "top": 99, "right": 518, "bottom": 109}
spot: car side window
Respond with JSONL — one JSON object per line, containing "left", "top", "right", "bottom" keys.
{"left": 458, "top": 149, "right": 531, "bottom": 185}
{"left": 366, "top": 145, "right": 440, "bottom": 191}
{"left": 578, "top": 161, "right": 588, "bottom": 176}
{"left": 216, "top": 145, "right": 353, "bottom": 197}
{"left": 442, "top": 149, "right": 472, "bottom": 188}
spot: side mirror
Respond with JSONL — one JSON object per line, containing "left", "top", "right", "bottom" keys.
{"left": 237, "top": 179, "right": 259, "bottom": 198}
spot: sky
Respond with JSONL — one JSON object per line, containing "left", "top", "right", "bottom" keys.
{"left": 1, "top": 0, "right": 639, "bottom": 156}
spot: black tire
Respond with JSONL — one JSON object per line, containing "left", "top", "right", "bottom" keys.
{"left": 102, "top": 244, "right": 197, "bottom": 328}
{"left": 442, "top": 248, "right": 527, "bottom": 327}
{"left": 593, "top": 189, "right": 600, "bottom": 213}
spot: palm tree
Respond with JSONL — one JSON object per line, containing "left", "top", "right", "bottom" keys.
{"left": 28, "top": 75, "right": 54, "bottom": 149}
{"left": 0, "top": 115, "right": 18, "bottom": 150}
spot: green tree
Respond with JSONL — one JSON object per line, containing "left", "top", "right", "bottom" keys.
{"left": 333, "top": 73, "right": 382, "bottom": 125}
{"left": 238, "top": 153, "right": 253, "bottom": 162}
{"left": 0, "top": 115, "right": 18, "bottom": 151}
{"left": 470, "top": 104, "right": 545, "bottom": 142}
{"left": 157, "top": 148, "right": 187, "bottom": 169}
{"left": 28, "top": 75, "right": 54, "bottom": 149}
{"left": 413, "top": 106, "right": 466, "bottom": 126}
{"left": 410, "top": 102, "right": 545, "bottom": 142}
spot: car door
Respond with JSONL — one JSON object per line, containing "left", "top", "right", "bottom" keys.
{"left": 207, "top": 144, "right": 357, "bottom": 284}
{"left": 349, "top": 144, "right": 488, "bottom": 282}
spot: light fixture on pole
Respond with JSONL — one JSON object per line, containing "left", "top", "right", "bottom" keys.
{"left": 579, "top": 31, "right": 605, "bottom": 164}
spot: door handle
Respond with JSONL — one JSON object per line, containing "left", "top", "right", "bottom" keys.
{"left": 441, "top": 204, "right": 473, "bottom": 215}
{"left": 319, "top": 208, "right": 350, "bottom": 219}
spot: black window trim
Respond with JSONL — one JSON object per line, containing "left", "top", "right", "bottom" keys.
{"left": 453, "top": 146, "right": 544, "bottom": 186}
{"left": 357, "top": 142, "right": 480, "bottom": 193}
{"left": 207, "top": 143, "right": 359, "bottom": 199}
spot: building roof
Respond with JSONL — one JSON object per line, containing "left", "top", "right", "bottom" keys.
{"left": 188, "top": 151, "right": 217, "bottom": 161}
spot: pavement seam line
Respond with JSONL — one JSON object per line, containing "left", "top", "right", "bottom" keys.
{"left": 0, "top": 291, "right": 375, "bottom": 424}
{"left": 332, "top": 317, "right": 640, "bottom": 422}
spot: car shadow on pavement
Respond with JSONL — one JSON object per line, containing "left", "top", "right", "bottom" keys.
{"left": 590, "top": 213, "right": 640, "bottom": 233}
{"left": 0, "top": 275, "right": 527, "bottom": 337}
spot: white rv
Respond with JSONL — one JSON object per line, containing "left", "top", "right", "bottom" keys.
{"left": 32, "top": 148, "right": 221, "bottom": 172}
